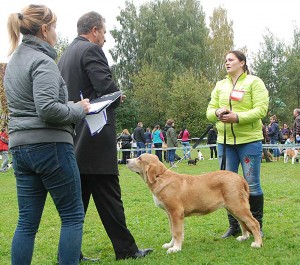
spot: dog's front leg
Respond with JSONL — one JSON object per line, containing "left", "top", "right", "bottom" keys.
{"left": 162, "top": 212, "right": 174, "bottom": 249}
{"left": 164, "top": 210, "right": 184, "bottom": 253}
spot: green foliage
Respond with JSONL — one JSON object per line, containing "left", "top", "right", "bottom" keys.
{"left": 0, "top": 64, "right": 8, "bottom": 125}
{"left": 1, "top": 149, "right": 300, "bottom": 264}
{"left": 131, "top": 64, "right": 168, "bottom": 128}
{"left": 110, "top": 0, "right": 232, "bottom": 131}
{"left": 167, "top": 68, "right": 214, "bottom": 136}
{"left": 206, "top": 7, "right": 234, "bottom": 83}
{"left": 252, "top": 28, "right": 300, "bottom": 125}
{"left": 54, "top": 34, "right": 69, "bottom": 63}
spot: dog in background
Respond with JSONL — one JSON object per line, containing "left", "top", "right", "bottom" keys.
{"left": 127, "top": 154, "right": 262, "bottom": 253}
{"left": 261, "top": 150, "right": 273, "bottom": 162}
{"left": 197, "top": 150, "right": 204, "bottom": 160}
{"left": 284, "top": 149, "right": 299, "bottom": 164}
{"left": 187, "top": 158, "right": 199, "bottom": 165}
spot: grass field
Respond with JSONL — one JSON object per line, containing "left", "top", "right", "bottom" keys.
{"left": 0, "top": 148, "right": 299, "bottom": 265}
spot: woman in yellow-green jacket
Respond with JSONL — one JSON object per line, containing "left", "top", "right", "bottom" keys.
{"left": 207, "top": 50, "right": 269, "bottom": 238}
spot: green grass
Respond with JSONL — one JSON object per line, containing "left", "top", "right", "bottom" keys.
{"left": 1, "top": 148, "right": 300, "bottom": 265}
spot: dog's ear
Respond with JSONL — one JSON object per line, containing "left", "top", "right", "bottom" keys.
{"left": 145, "top": 163, "right": 158, "bottom": 184}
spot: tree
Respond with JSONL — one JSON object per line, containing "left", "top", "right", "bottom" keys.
{"left": 166, "top": 68, "right": 213, "bottom": 136}
{"left": 281, "top": 26, "right": 300, "bottom": 116}
{"left": 252, "top": 30, "right": 286, "bottom": 122}
{"left": 110, "top": 0, "right": 210, "bottom": 90}
{"left": 110, "top": 1, "right": 139, "bottom": 90}
{"left": 54, "top": 34, "right": 69, "bottom": 63}
{"left": 130, "top": 64, "right": 168, "bottom": 127}
{"left": 206, "top": 7, "right": 234, "bottom": 83}
{"left": 0, "top": 63, "right": 8, "bottom": 126}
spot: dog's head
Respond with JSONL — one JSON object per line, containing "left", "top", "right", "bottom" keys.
{"left": 127, "top": 154, "right": 167, "bottom": 184}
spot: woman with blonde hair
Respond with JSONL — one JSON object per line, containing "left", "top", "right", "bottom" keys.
{"left": 117, "top": 129, "right": 132, "bottom": 164}
{"left": 4, "top": 5, "right": 90, "bottom": 265}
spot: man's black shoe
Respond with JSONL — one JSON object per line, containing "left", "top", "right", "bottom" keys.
{"left": 117, "top": 248, "right": 153, "bottom": 260}
{"left": 132, "top": 248, "right": 153, "bottom": 259}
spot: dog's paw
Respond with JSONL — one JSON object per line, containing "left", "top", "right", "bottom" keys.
{"left": 236, "top": 235, "right": 249, "bottom": 241}
{"left": 162, "top": 242, "right": 173, "bottom": 249}
{"left": 166, "top": 247, "right": 181, "bottom": 254}
{"left": 251, "top": 242, "right": 262, "bottom": 248}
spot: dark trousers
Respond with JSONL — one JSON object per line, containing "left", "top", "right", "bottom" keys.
{"left": 154, "top": 143, "right": 163, "bottom": 162}
{"left": 209, "top": 146, "right": 217, "bottom": 158}
{"left": 121, "top": 149, "right": 131, "bottom": 163}
{"left": 81, "top": 174, "right": 138, "bottom": 259}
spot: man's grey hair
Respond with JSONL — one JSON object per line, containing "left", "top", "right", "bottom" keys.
{"left": 294, "top": 108, "right": 300, "bottom": 115}
{"left": 77, "top": 11, "right": 105, "bottom": 35}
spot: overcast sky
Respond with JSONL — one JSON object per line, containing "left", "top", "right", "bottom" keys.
{"left": 0, "top": 0, "right": 299, "bottom": 64}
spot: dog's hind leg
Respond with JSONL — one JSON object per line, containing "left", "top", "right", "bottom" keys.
{"left": 163, "top": 209, "right": 184, "bottom": 253}
{"left": 233, "top": 210, "right": 262, "bottom": 248}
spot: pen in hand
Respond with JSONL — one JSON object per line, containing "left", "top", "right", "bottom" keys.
{"left": 80, "top": 91, "right": 84, "bottom": 100}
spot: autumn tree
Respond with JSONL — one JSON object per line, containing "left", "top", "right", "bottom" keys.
{"left": 206, "top": 7, "right": 234, "bottom": 83}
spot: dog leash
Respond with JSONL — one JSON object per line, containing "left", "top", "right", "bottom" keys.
{"left": 171, "top": 125, "right": 213, "bottom": 168}
{"left": 220, "top": 123, "right": 226, "bottom": 170}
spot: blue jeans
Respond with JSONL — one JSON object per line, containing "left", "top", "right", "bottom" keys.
{"left": 10, "top": 143, "right": 84, "bottom": 265}
{"left": 136, "top": 142, "right": 146, "bottom": 157}
{"left": 270, "top": 138, "right": 280, "bottom": 157}
{"left": 146, "top": 142, "right": 152, "bottom": 154}
{"left": 218, "top": 141, "right": 263, "bottom": 195}
{"left": 168, "top": 148, "right": 176, "bottom": 163}
{"left": 181, "top": 141, "right": 191, "bottom": 159}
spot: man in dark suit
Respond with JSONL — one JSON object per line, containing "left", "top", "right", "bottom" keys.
{"left": 58, "top": 11, "right": 152, "bottom": 261}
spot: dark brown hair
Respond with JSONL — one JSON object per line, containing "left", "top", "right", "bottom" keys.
{"left": 227, "top": 50, "right": 250, "bottom": 74}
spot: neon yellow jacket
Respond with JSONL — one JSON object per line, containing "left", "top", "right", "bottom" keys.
{"left": 206, "top": 73, "right": 269, "bottom": 145}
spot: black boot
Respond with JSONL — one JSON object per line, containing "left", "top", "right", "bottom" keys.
{"left": 249, "top": 194, "right": 264, "bottom": 237}
{"left": 221, "top": 213, "right": 241, "bottom": 238}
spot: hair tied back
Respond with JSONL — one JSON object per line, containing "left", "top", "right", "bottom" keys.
{"left": 18, "top": 13, "right": 23, "bottom": 20}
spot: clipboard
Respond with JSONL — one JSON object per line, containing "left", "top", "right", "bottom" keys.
{"left": 86, "top": 91, "right": 122, "bottom": 115}
{"left": 84, "top": 91, "right": 122, "bottom": 135}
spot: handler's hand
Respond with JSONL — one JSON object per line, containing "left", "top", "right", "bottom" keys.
{"left": 219, "top": 111, "right": 239, "bottom": 123}
{"left": 78, "top": 98, "right": 90, "bottom": 113}
{"left": 120, "top": 94, "right": 126, "bottom": 103}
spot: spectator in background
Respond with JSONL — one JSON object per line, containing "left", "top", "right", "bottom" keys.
{"left": 268, "top": 115, "right": 280, "bottom": 161}
{"left": 144, "top": 127, "right": 152, "bottom": 154}
{"left": 117, "top": 129, "right": 132, "bottom": 164}
{"left": 280, "top": 123, "right": 290, "bottom": 144}
{"left": 262, "top": 124, "right": 272, "bottom": 163}
{"left": 166, "top": 119, "right": 178, "bottom": 168}
{"left": 293, "top": 108, "right": 300, "bottom": 143}
{"left": 178, "top": 126, "right": 191, "bottom": 159}
{"left": 162, "top": 123, "right": 169, "bottom": 163}
{"left": 207, "top": 125, "right": 218, "bottom": 160}
{"left": 152, "top": 125, "right": 164, "bottom": 162}
{"left": 133, "top": 122, "right": 146, "bottom": 157}
{"left": 0, "top": 128, "right": 9, "bottom": 172}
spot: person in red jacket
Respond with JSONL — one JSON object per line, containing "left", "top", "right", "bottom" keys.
{"left": 0, "top": 128, "right": 9, "bottom": 172}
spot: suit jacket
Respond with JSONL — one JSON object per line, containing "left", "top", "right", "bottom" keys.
{"left": 58, "top": 36, "right": 120, "bottom": 175}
